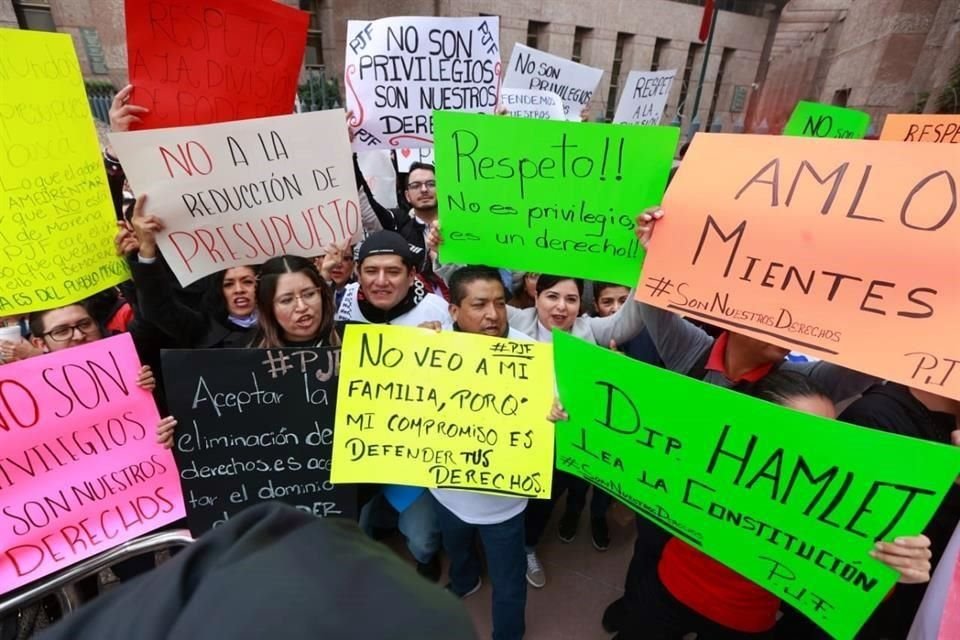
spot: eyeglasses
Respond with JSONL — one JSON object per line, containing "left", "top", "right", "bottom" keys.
{"left": 44, "top": 318, "right": 98, "bottom": 342}
{"left": 406, "top": 180, "right": 436, "bottom": 192}
{"left": 274, "top": 287, "right": 324, "bottom": 309}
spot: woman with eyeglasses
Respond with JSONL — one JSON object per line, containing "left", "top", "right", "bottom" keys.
{"left": 252, "top": 255, "right": 339, "bottom": 349}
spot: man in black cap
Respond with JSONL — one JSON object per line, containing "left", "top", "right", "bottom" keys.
{"left": 335, "top": 230, "right": 450, "bottom": 580}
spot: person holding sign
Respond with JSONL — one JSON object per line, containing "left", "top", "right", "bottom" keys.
{"left": 586, "top": 371, "right": 935, "bottom": 640}
{"left": 429, "top": 265, "right": 533, "bottom": 640}
{"left": 602, "top": 209, "right": 879, "bottom": 637}
{"left": 356, "top": 161, "right": 449, "bottom": 297}
{"left": 427, "top": 222, "right": 649, "bottom": 588}
{"left": 128, "top": 196, "right": 261, "bottom": 349}
{"left": 17, "top": 304, "right": 173, "bottom": 603}
{"left": 335, "top": 230, "right": 450, "bottom": 581}
{"left": 251, "top": 255, "right": 339, "bottom": 348}
{"left": 316, "top": 241, "right": 358, "bottom": 309}
{"left": 777, "top": 384, "right": 960, "bottom": 639}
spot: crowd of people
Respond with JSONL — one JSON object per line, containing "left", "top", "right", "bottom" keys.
{"left": 1, "top": 81, "right": 957, "bottom": 640}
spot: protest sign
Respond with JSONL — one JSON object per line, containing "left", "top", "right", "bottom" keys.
{"left": 357, "top": 149, "right": 398, "bottom": 209}
{"left": 434, "top": 111, "right": 678, "bottom": 285}
{"left": 163, "top": 347, "right": 354, "bottom": 535}
{"left": 345, "top": 16, "right": 501, "bottom": 151}
{"left": 498, "top": 88, "right": 565, "bottom": 120}
{"left": 109, "top": 109, "right": 360, "bottom": 285}
{"left": 612, "top": 69, "right": 677, "bottom": 125}
{"left": 553, "top": 331, "right": 960, "bottom": 639}
{"left": 0, "top": 29, "right": 128, "bottom": 315}
{"left": 0, "top": 334, "right": 185, "bottom": 595}
{"left": 636, "top": 133, "right": 960, "bottom": 400}
{"left": 331, "top": 325, "right": 554, "bottom": 497}
{"left": 503, "top": 44, "right": 604, "bottom": 121}
{"left": 125, "top": 0, "right": 309, "bottom": 129}
{"left": 880, "top": 114, "right": 960, "bottom": 143}
{"left": 396, "top": 146, "right": 435, "bottom": 173}
{"left": 783, "top": 101, "right": 870, "bottom": 139}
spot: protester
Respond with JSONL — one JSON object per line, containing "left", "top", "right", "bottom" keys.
{"left": 603, "top": 208, "right": 880, "bottom": 637}
{"left": 335, "top": 230, "right": 450, "bottom": 581}
{"left": 253, "top": 255, "right": 339, "bottom": 348}
{"left": 123, "top": 196, "right": 260, "bottom": 348}
{"left": 429, "top": 265, "right": 531, "bottom": 640}
{"left": 316, "top": 241, "right": 357, "bottom": 309}
{"left": 20, "top": 302, "right": 164, "bottom": 604}
{"left": 777, "top": 383, "right": 960, "bottom": 638}
{"left": 510, "top": 272, "right": 539, "bottom": 309}
{"left": 37, "top": 503, "right": 476, "bottom": 640}
{"left": 428, "top": 219, "right": 650, "bottom": 589}
{"left": 553, "top": 371, "right": 935, "bottom": 640}
{"left": 354, "top": 159, "right": 450, "bottom": 297}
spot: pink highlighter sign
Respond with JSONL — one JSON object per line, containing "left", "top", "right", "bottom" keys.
{"left": 0, "top": 334, "right": 185, "bottom": 595}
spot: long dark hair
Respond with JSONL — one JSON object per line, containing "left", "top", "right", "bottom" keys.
{"left": 253, "top": 256, "right": 337, "bottom": 348}
{"left": 536, "top": 274, "right": 585, "bottom": 297}
{"left": 204, "top": 265, "right": 260, "bottom": 325}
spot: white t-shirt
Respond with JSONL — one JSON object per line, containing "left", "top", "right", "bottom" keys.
{"left": 431, "top": 327, "right": 533, "bottom": 525}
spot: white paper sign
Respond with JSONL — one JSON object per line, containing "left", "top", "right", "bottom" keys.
{"left": 498, "top": 88, "right": 565, "bottom": 120}
{"left": 395, "top": 146, "right": 435, "bottom": 173}
{"left": 502, "top": 44, "right": 603, "bottom": 121}
{"left": 612, "top": 69, "right": 677, "bottom": 125}
{"left": 357, "top": 149, "right": 398, "bottom": 208}
{"left": 109, "top": 110, "right": 360, "bottom": 285}
{"left": 344, "top": 16, "right": 501, "bottom": 151}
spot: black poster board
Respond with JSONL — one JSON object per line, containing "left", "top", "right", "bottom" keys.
{"left": 162, "top": 347, "right": 355, "bottom": 535}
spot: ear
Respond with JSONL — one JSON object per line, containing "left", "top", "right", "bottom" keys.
{"left": 448, "top": 304, "right": 459, "bottom": 324}
{"left": 30, "top": 337, "right": 48, "bottom": 353}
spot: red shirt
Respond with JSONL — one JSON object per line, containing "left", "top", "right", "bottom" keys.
{"left": 657, "top": 331, "right": 779, "bottom": 633}
{"left": 105, "top": 303, "right": 134, "bottom": 335}
{"left": 705, "top": 332, "right": 775, "bottom": 383}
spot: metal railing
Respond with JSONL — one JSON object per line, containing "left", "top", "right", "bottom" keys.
{"left": 0, "top": 529, "right": 194, "bottom": 619}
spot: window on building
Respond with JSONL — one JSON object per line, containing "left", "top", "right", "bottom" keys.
{"left": 300, "top": 0, "right": 324, "bottom": 69}
{"left": 13, "top": 0, "right": 56, "bottom": 31}
{"left": 706, "top": 47, "right": 735, "bottom": 129}
{"left": 572, "top": 27, "right": 591, "bottom": 63}
{"left": 832, "top": 88, "right": 851, "bottom": 107}
{"left": 651, "top": 37, "right": 669, "bottom": 71}
{"left": 677, "top": 42, "right": 703, "bottom": 120}
{"left": 606, "top": 32, "right": 633, "bottom": 121}
{"left": 527, "top": 21, "right": 547, "bottom": 49}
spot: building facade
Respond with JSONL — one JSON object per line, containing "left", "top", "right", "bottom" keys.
{"left": 749, "top": 0, "right": 960, "bottom": 133}
{"left": 0, "top": 0, "right": 773, "bottom": 132}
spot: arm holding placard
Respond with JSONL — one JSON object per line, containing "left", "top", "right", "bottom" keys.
{"left": 128, "top": 196, "right": 209, "bottom": 346}
{"left": 354, "top": 154, "right": 401, "bottom": 232}
{"left": 582, "top": 209, "right": 673, "bottom": 347}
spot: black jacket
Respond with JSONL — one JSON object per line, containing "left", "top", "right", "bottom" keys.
{"left": 38, "top": 503, "right": 476, "bottom": 640}
{"left": 353, "top": 155, "right": 431, "bottom": 271}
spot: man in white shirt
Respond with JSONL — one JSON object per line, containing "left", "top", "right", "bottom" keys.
{"left": 335, "top": 230, "right": 449, "bottom": 580}
{"left": 431, "top": 265, "right": 530, "bottom": 640}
